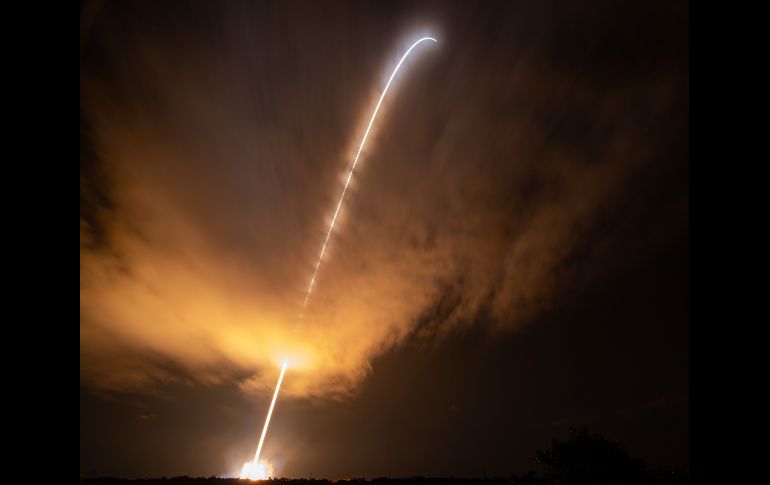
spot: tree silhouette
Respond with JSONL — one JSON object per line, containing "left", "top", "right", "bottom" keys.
{"left": 80, "top": 430, "right": 688, "bottom": 485}
{"left": 535, "top": 428, "right": 653, "bottom": 485}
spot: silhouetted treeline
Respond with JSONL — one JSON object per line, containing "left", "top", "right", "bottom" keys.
{"left": 82, "top": 429, "right": 688, "bottom": 485}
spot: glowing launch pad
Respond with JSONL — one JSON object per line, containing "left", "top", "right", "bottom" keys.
{"left": 239, "top": 460, "right": 271, "bottom": 481}
{"left": 240, "top": 361, "right": 287, "bottom": 480}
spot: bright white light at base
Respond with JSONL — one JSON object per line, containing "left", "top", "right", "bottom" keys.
{"left": 239, "top": 460, "right": 271, "bottom": 480}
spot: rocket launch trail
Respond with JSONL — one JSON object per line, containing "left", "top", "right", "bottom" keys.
{"left": 253, "top": 360, "right": 287, "bottom": 464}
{"left": 242, "top": 36, "right": 437, "bottom": 479}
{"left": 240, "top": 361, "right": 288, "bottom": 479}
{"left": 301, "top": 36, "right": 437, "bottom": 311}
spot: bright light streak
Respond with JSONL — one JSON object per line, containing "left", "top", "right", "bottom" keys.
{"left": 241, "top": 36, "right": 437, "bottom": 480}
{"left": 252, "top": 360, "right": 288, "bottom": 464}
{"left": 301, "top": 36, "right": 438, "bottom": 310}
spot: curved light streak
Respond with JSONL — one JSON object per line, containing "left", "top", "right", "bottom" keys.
{"left": 301, "top": 36, "right": 437, "bottom": 310}
{"left": 241, "top": 37, "right": 437, "bottom": 480}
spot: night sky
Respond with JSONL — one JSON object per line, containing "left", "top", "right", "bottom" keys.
{"left": 80, "top": 0, "right": 688, "bottom": 478}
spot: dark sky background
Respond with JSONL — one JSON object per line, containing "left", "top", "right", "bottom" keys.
{"left": 80, "top": 0, "right": 688, "bottom": 478}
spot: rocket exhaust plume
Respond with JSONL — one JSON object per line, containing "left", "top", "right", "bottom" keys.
{"left": 240, "top": 360, "right": 287, "bottom": 479}
{"left": 241, "top": 36, "right": 437, "bottom": 479}
{"left": 301, "top": 36, "right": 438, "bottom": 311}
{"left": 254, "top": 360, "right": 287, "bottom": 463}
